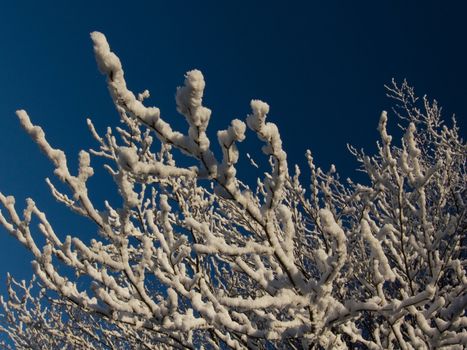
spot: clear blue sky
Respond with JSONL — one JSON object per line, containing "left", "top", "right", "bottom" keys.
{"left": 0, "top": 1, "right": 466, "bottom": 287}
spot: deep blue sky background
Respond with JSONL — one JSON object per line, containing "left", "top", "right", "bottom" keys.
{"left": 0, "top": 1, "right": 466, "bottom": 290}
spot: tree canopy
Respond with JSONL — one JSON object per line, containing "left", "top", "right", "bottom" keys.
{"left": 0, "top": 32, "right": 465, "bottom": 349}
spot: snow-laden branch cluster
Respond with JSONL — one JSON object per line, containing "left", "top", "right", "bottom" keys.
{"left": 0, "top": 34, "right": 465, "bottom": 349}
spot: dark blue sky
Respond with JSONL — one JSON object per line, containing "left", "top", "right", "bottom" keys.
{"left": 0, "top": 1, "right": 466, "bottom": 285}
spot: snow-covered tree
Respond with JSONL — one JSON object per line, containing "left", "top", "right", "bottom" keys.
{"left": 0, "top": 32, "right": 465, "bottom": 349}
